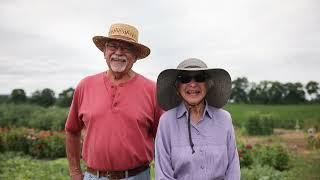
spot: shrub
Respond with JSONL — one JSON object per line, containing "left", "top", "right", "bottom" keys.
{"left": 0, "top": 104, "right": 68, "bottom": 131}
{"left": 0, "top": 152, "right": 69, "bottom": 180}
{"left": 0, "top": 104, "right": 36, "bottom": 127}
{"left": 3, "top": 128, "right": 30, "bottom": 153}
{"left": 1, "top": 127, "right": 66, "bottom": 159}
{"left": 238, "top": 143, "right": 254, "bottom": 168}
{"left": 245, "top": 113, "right": 274, "bottom": 135}
{"left": 241, "top": 164, "right": 293, "bottom": 180}
{"left": 28, "top": 130, "right": 66, "bottom": 158}
{"left": 257, "top": 144, "right": 290, "bottom": 171}
{"left": 28, "top": 106, "right": 68, "bottom": 131}
{"left": 307, "top": 132, "right": 320, "bottom": 149}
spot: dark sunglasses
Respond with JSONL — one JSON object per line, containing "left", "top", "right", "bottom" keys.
{"left": 177, "top": 73, "right": 207, "bottom": 84}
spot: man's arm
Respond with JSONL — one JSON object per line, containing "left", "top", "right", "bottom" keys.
{"left": 66, "top": 131, "right": 83, "bottom": 180}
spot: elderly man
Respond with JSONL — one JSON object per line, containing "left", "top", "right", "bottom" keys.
{"left": 65, "top": 23, "right": 162, "bottom": 180}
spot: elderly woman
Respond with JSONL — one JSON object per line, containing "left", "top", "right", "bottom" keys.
{"left": 155, "top": 58, "right": 240, "bottom": 180}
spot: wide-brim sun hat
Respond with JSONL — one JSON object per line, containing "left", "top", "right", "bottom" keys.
{"left": 157, "top": 58, "right": 232, "bottom": 111}
{"left": 92, "top": 23, "right": 150, "bottom": 60}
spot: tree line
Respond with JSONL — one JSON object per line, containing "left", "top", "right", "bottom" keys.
{"left": 0, "top": 78, "right": 319, "bottom": 107}
{"left": 231, "top": 77, "right": 320, "bottom": 104}
{"left": 0, "top": 88, "right": 75, "bottom": 107}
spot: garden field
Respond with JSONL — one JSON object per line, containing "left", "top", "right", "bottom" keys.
{"left": 0, "top": 104, "right": 320, "bottom": 179}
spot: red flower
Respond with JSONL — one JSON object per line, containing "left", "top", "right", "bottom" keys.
{"left": 245, "top": 144, "right": 253, "bottom": 149}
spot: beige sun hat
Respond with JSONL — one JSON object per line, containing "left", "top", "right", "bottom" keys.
{"left": 92, "top": 23, "right": 150, "bottom": 59}
{"left": 157, "top": 58, "right": 232, "bottom": 111}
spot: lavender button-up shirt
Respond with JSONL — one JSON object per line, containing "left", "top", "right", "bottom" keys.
{"left": 155, "top": 103, "right": 240, "bottom": 180}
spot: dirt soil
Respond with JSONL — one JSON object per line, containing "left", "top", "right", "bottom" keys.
{"left": 240, "top": 129, "right": 312, "bottom": 155}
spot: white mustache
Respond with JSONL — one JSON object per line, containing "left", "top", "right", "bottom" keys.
{"left": 111, "top": 55, "right": 127, "bottom": 62}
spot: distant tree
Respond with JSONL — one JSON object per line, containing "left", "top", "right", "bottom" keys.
{"left": 30, "top": 88, "right": 56, "bottom": 107}
{"left": 231, "top": 77, "right": 249, "bottom": 103}
{"left": 248, "top": 81, "right": 270, "bottom": 104}
{"left": 283, "top": 82, "right": 305, "bottom": 104}
{"left": 267, "top": 81, "right": 285, "bottom": 104}
{"left": 9, "top": 89, "right": 27, "bottom": 104}
{"left": 56, "top": 87, "right": 74, "bottom": 107}
{"left": 248, "top": 82, "right": 259, "bottom": 104}
{"left": 305, "top": 81, "right": 319, "bottom": 102}
{"left": 0, "top": 95, "right": 9, "bottom": 104}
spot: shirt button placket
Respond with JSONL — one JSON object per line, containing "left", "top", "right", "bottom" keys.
{"left": 111, "top": 85, "right": 118, "bottom": 110}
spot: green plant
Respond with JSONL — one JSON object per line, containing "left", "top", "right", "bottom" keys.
{"left": 241, "top": 164, "right": 293, "bottom": 180}
{"left": 245, "top": 113, "right": 274, "bottom": 135}
{"left": 28, "top": 130, "right": 66, "bottom": 158}
{"left": 257, "top": 145, "right": 290, "bottom": 171}
{"left": 307, "top": 133, "right": 320, "bottom": 149}
{"left": 3, "top": 128, "right": 30, "bottom": 153}
{"left": 238, "top": 143, "right": 254, "bottom": 168}
{"left": 1, "top": 127, "right": 66, "bottom": 159}
{"left": 29, "top": 107, "right": 68, "bottom": 131}
{"left": 0, "top": 152, "right": 69, "bottom": 180}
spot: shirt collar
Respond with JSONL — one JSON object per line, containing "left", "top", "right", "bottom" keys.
{"left": 176, "top": 100, "right": 214, "bottom": 119}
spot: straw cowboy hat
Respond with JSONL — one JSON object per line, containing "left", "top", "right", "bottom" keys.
{"left": 92, "top": 23, "right": 150, "bottom": 59}
{"left": 157, "top": 58, "right": 232, "bottom": 111}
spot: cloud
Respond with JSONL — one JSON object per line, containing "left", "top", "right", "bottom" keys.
{"left": 0, "top": 0, "right": 319, "bottom": 95}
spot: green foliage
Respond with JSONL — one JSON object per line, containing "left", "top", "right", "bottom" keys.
{"left": 307, "top": 133, "right": 320, "bottom": 150}
{"left": 29, "top": 106, "right": 68, "bottom": 130}
{"left": 256, "top": 145, "right": 290, "bottom": 171}
{"left": 0, "top": 95, "right": 9, "bottom": 104}
{"left": 230, "top": 79, "right": 318, "bottom": 105}
{"left": 0, "top": 127, "right": 65, "bottom": 159}
{"left": 0, "top": 152, "right": 69, "bottom": 180}
{"left": 231, "top": 77, "right": 249, "bottom": 103}
{"left": 28, "top": 131, "right": 65, "bottom": 158}
{"left": 241, "top": 164, "right": 293, "bottom": 180}
{"left": 9, "top": 89, "right": 27, "bottom": 104}
{"left": 237, "top": 140, "right": 291, "bottom": 171}
{"left": 2, "top": 128, "right": 29, "bottom": 153}
{"left": 225, "top": 104, "right": 320, "bottom": 129}
{"left": 0, "top": 104, "right": 68, "bottom": 131}
{"left": 245, "top": 113, "right": 274, "bottom": 135}
{"left": 56, "top": 87, "right": 74, "bottom": 107}
{"left": 0, "top": 104, "right": 36, "bottom": 127}
{"left": 30, "top": 88, "right": 56, "bottom": 107}
{"left": 0, "top": 128, "right": 5, "bottom": 152}
{"left": 238, "top": 143, "right": 254, "bottom": 168}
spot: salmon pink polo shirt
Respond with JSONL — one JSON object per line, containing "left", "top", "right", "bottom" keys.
{"left": 65, "top": 72, "right": 163, "bottom": 171}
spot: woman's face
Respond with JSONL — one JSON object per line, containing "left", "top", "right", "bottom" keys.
{"left": 176, "top": 72, "right": 208, "bottom": 106}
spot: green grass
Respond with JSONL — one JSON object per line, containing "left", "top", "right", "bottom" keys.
{"left": 289, "top": 151, "right": 320, "bottom": 180}
{"left": 0, "top": 152, "right": 155, "bottom": 180}
{"left": 225, "top": 104, "right": 320, "bottom": 129}
{"left": 1, "top": 152, "right": 319, "bottom": 180}
{"left": 0, "top": 152, "right": 69, "bottom": 180}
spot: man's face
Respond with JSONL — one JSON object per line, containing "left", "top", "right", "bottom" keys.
{"left": 177, "top": 72, "right": 208, "bottom": 106}
{"left": 104, "top": 40, "right": 137, "bottom": 74}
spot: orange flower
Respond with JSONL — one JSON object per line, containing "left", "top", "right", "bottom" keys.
{"left": 39, "top": 131, "right": 52, "bottom": 139}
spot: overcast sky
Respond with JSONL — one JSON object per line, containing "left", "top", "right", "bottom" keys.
{"left": 0, "top": 0, "right": 319, "bottom": 95}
